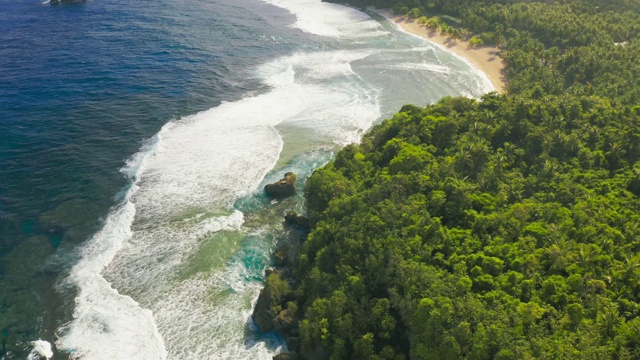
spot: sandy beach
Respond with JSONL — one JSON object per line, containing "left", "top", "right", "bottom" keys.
{"left": 375, "top": 9, "right": 507, "bottom": 93}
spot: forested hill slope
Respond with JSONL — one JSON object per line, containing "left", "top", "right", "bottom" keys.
{"left": 279, "top": 0, "right": 640, "bottom": 359}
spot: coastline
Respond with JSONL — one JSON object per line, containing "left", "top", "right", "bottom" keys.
{"left": 374, "top": 8, "right": 507, "bottom": 93}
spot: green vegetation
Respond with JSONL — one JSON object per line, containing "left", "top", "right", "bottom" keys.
{"left": 295, "top": 95, "right": 640, "bottom": 359}
{"left": 282, "top": 0, "right": 640, "bottom": 358}
{"left": 468, "top": 36, "right": 484, "bottom": 47}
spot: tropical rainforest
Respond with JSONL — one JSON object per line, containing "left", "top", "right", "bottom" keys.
{"left": 273, "top": 0, "right": 640, "bottom": 359}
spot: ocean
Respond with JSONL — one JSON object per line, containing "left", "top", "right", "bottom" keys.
{"left": 0, "top": 0, "right": 492, "bottom": 359}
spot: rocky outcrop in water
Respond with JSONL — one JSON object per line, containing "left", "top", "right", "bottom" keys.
{"left": 273, "top": 244, "right": 290, "bottom": 267}
{"left": 252, "top": 271, "right": 292, "bottom": 333}
{"left": 254, "top": 205, "right": 309, "bottom": 359}
{"left": 265, "top": 172, "right": 297, "bottom": 198}
{"left": 284, "top": 211, "right": 309, "bottom": 230}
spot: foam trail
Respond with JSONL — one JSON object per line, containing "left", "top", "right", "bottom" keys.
{"left": 261, "top": 0, "right": 387, "bottom": 38}
{"left": 384, "top": 62, "right": 451, "bottom": 74}
{"left": 56, "top": 130, "right": 169, "bottom": 360}
{"left": 27, "top": 340, "right": 53, "bottom": 360}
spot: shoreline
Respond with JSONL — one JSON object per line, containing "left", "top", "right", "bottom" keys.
{"left": 373, "top": 8, "right": 507, "bottom": 93}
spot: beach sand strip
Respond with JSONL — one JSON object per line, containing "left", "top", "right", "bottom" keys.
{"left": 374, "top": 9, "right": 507, "bottom": 93}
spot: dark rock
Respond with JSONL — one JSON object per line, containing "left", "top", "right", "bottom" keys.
{"left": 302, "top": 344, "right": 329, "bottom": 360}
{"left": 284, "top": 211, "right": 309, "bottom": 230}
{"left": 274, "top": 306, "right": 296, "bottom": 334}
{"left": 265, "top": 172, "right": 297, "bottom": 198}
{"left": 252, "top": 272, "right": 291, "bottom": 333}
{"left": 273, "top": 244, "right": 290, "bottom": 267}
{"left": 286, "top": 336, "right": 301, "bottom": 353}
{"left": 253, "top": 287, "right": 276, "bottom": 332}
{"left": 273, "top": 353, "right": 299, "bottom": 360}
{"left": 265, "top": 268, "right": 277, "bottom": 278}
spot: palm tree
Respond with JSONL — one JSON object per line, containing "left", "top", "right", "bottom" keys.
{"left": 597, "top": 304, "right": 621, "bottom": 339}
{"left": 617, "top": 254, "right": 640, "bottom": 283}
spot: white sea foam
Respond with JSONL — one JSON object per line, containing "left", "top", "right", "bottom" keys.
{"left": 257, "top": 50, "right": 379, "bottom": 145}
{"left": 384, "top": 62, "right": 451, "bottom": 74}
{"left": 27, "top": 340, "right": 53, "bottom": 360}
{"left": 56, "top": 131, "right": 169, "bottom": 360}
{"left": 261, "top": 0, "right": 387, "bottom": 38}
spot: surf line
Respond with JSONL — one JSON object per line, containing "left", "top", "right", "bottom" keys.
{"left": 56, "top": 128, "right": 171, "bottom": 360}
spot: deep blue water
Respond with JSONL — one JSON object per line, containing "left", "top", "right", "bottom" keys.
{"left": 0, "top": 0, "right": 304, "bottom": 357}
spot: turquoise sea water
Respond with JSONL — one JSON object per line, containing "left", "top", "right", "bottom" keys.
{"left": 0, "top": 0, "right": 492, "bottom": 359}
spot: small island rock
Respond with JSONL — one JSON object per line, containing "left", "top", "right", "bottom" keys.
{"left": 265, "top": 172, "right": 297, "bottom": 198}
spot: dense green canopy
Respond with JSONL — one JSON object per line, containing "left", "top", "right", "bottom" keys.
{"left": 283, "top": 0, "right": 640, "bottom": 359}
